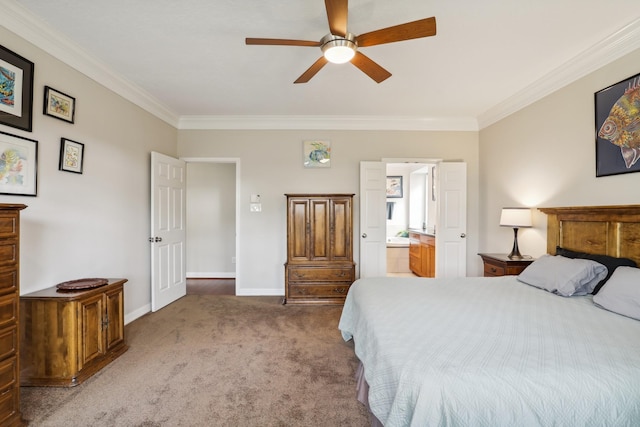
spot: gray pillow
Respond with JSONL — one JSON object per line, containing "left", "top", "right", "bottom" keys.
{"left": 517, "top": 254, "right": 608, "bottom": 296}
{"left": 593, "top": 266, "right": 640, "bottom": 321}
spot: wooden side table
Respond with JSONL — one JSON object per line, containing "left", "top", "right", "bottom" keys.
{"left": 478, "top": 253, "right": 534, "bottom": 277}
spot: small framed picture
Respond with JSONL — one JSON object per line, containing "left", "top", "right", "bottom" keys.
{"left": 44, "top": 86, "right": 76, "bottom": 123}
{"left": 0, "top": 44, "right": 34, "bottom": 132}
{"left": 0, "top": 131, "right": 38, "bottom": 196}
{"left": 303, "top": 140, "right": 331, "bottom": 168}
{"left": 386, "top": 176, "right": 403, "bottom": 198}
{"left": 59, "top": 138, "right": 84, "bottom": 174}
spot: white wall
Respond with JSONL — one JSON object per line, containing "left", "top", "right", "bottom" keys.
{"left": 479, "top": 47, "right": 640, "bottom": 258}
{"left": 178, "top": 130, "right": 481, "bottom": 295}
{"left": 186, "top": 162, "right": 236, "bottom": 277}
{"left": 0, "top": 28, "right": 177, "bottom": 323}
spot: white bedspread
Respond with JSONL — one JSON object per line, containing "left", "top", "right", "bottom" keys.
{"left": 339, "top": 276, "right": 640, "bottom": 426}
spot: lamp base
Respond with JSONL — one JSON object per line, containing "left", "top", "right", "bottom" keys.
{"left": 508, "top": 227, "right": 523, "bottom": 259}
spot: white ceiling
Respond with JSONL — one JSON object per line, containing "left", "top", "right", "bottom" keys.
{"left": 7, "top": 0, "right": 640, "bottom": 129}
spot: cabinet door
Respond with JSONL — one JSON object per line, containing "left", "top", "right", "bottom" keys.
{"left": 105, "top": 287, "right": 125, "bottom": 352}
{"left": 287, "top": 198, "right": 310, "bottom": 261}
{"left": 330, "top": 197, "right": 352, "bottom": 261}
{"left": 309, "top": 199, "right": 331, "bottom": 261}
{"left": 78, "top": 294, "right": 105, "bottom": 368}
{"left": 409, "top": 236, "right": 422, "bottom": 276}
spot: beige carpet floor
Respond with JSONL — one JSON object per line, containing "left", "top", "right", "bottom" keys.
{"left": 20, "top": 295, "right": 370, "bottom": 426}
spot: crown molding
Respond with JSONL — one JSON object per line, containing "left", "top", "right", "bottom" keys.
{"left": 4, "top": 1, "right": 638, "bottom": 132}
{"left": 478, "top": 18, "right": 640, "bottom": 129}
{"left": 1, "top": 1, "right": 180, "bottom": 128}
{"left": 178, "top": 115, "right": 479, "bottom": 131}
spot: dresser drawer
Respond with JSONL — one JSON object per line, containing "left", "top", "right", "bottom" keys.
{"left": 0, "top": 242, "right": 17, "bottom": 269}
{"left": 0, "top": 326, "right": 16, "bottom": 362}
{"left": 0, "top": 356, "right": 17, "bottom": 392}
{"left": 0, "top": 270, "right": 17, "bottom": 296}
{"left": 0, "top": 386, "right": 18, "bottom": 426}
{"left": 0, "top": 294, "right": 16, "bottom": 331}
{"left": 287, "top": 267, "right": 353, "bottom": 282}
{"left": 288, "top": 283, "right": 351, "bottom": 298}
{"left": 0, "top": 215, "right": 18, "bottom": 240}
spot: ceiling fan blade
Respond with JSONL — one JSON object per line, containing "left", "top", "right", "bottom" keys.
{"left": 356, "top": 17, "right": 436, "bottom": 47}
{"left": 245, "top": 38, "right": 320, "bottom": 47}
{"left": 350, "top": 51, "right": 391, "bottom": 83}
{"left": 325, "top": 0, "right": 348, "bottom": 37}
{"left": 294, "top": 56, "right": 329, "bottom": 84}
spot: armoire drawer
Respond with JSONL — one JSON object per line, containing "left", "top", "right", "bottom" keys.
{"left": 287, "top": 267, "right": 353, "bottom": 282}
{"left": 288, "top": 283, "right": 351, "bottom": 298}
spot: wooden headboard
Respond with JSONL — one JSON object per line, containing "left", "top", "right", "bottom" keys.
{"left": 539, "top": 205, "right": 640, "bottom": 266}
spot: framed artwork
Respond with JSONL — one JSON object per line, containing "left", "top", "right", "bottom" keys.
{"left": 303, "top": 140, "right": 331, "bottom": 168}
{"left": 0, "top": 44, "right": 34, "bottom": 132}
{"left": 43, "top": 86, "right": 76, "bottom": 123}
{"left": 386, "top": 176, "right": 403, "bottom": 198}
{"left": 0, "top": 131, "right": 38, "bottom": 196}
{"left": 59, "top": 138, "right": 84, "bottom": 174}
{"left": 595, "top": 72, "right": 640, "bottom": 177}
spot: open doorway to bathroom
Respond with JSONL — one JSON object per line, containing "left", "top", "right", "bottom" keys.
{"left": 385, "top": 162, "right": 435, "bottom": 277}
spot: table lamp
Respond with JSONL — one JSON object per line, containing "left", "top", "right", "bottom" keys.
{"left": 500, "top": 207, "right": 532, "bottom": 259}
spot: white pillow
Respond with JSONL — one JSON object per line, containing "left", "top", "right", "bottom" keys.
{"left": 593, "top": 266, "right": 640, "bottom": 321}
{"left": 516, "top": 254, "right": 608, "bottom": 296}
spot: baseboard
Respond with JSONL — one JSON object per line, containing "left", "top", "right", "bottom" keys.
{"left": 235, "top": 288, "right": 284, "bottom": 297}
{"left": 187, "top": 272, "right": 236, "bottom": 279}
{"left": 125, "top": 303, "right": 151, "bottom": 325}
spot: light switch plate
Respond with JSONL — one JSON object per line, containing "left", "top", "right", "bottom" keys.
{"left": 250, "top": 203, "right": 262, "bottom": 212}
{"left": 250, "top": 194, "right": 261, "bottom": 203}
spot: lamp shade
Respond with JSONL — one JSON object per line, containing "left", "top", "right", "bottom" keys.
{"left": 499, "top": 208, "right": 532, "bottom": 228}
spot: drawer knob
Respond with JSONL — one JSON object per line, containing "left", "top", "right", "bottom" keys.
{"left": 333, "top": 287, "right": 346, "bottom": 294}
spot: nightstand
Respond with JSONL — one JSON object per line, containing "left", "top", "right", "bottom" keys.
{"left": 478, "top": 253, "right": 535, "bottom": 277}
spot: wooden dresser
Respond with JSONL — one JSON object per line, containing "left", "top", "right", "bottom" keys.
{"left": 20, "top": 278, "right": 128, "bottom": 387}
{"left": 478, "top": 253, "right": 534, "bottom": 277}
{"left": 0, "top": 204, "right": 25, "bottom": 427}
{"left": 284, "top": 194, "right": 355, "bottom": 305}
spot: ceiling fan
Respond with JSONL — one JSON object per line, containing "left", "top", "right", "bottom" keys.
{"left": 245, "top": 0, "right": 436, "bottom": 84}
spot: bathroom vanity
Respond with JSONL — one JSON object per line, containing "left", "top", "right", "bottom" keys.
{"left": 409, "top": 231, "right": 435, "bottom": 277}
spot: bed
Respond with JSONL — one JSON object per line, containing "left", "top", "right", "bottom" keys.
{"left": 339, "top": 205, "right": 640, "bottom": 426}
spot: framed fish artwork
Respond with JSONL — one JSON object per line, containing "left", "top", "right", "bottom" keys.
{"left": 303, "top": 140, "right": 331, "bottom": 168}
{"left": 0, "top": 45, "right": 34, "bottom": 132}
{"left": 595, "top": 71, "right": 640, "bottom": 177}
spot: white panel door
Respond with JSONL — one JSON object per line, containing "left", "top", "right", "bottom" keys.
{"left": 151, "top": 152, "right": 187, "bottom": 311}
{"left": 359, "top": 161, "right": 387, "bottom": 277}
{"left": 435, "top": 162, "right": 467, "bottom": 278}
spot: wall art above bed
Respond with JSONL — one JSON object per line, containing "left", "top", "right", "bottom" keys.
{"left": 595, "top": 71, "right": 640, "bottom": 177}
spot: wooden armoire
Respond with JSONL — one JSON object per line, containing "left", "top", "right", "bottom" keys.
{"left": 0, "top": 204, "right": 26, "bottom": 427}
{"left": 284, "top": 194, "right": 355, "bottom": 305}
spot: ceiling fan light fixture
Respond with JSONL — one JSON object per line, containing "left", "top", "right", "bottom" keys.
{"left": 321, "top": 33, "right": 357, "bottom": 64}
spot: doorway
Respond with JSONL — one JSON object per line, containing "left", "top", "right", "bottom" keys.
{"left": 385, "top": 162, "right": 435, "bottom": 277}
{"left": 183, "top": 158, "right": 240, "bottom": 294}
{"left": 360, "top": 159, "right": 467, "bottom": 279}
